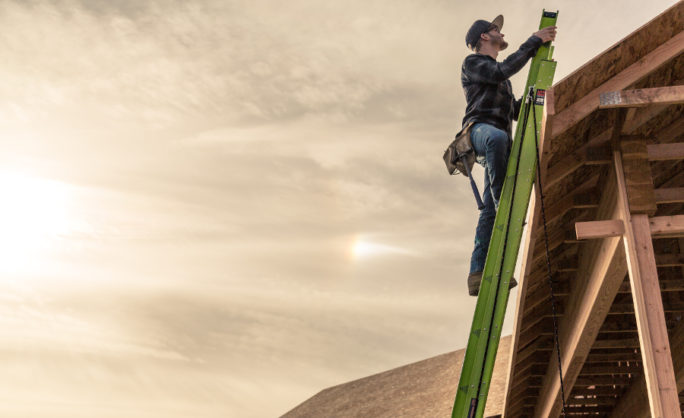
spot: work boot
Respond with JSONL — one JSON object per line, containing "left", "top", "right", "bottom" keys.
{"left": 468, "top": 272, "right": 483, "bottom": 296}
{"left": 467, "top": 272, "right": 518, "bottom": 297}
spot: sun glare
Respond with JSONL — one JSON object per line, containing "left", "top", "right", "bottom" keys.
{"left": 351, "top": 236, "right": 412, "bottom": 260}
{"left": 0, "top": 171, "right": 72, "bottom": 273}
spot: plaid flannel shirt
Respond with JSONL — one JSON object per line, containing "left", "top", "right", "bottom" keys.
{"left": 461, "top": 35, "right": 544, "bottom": 136}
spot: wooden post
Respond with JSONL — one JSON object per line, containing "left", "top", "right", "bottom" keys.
{"left": 620, "top": 137, "right": 657, "bottom": 215}
{"left": 614, "top": 150, "right": 681, "bottom": 418}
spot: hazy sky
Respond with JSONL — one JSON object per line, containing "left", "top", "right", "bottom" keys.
{"left": 0, "top": 0, "right": 679, "bottom": 417}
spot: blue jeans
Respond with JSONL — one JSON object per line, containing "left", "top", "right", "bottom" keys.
{"left": 469, "top": 123, "right": 511, "bottom": 274}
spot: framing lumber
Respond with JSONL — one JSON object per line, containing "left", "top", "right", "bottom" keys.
{"left": 591, "top": 337, "right": 640, "bottom": 349}
{"left": 649, "top": 215, "right": 684, "bottom": 237}
{"left": 503, "top": 10, "right": 684, "bottom": 414}
{"left": 622, "top": 78, "right": 684, "bottom": 134}
{"left": 545, "top": 143, "right": 611, "bottom": 189}
{"left": 599, "top": 85, "right": 684, "bottom": 109}
{"left": 621, "top": 136, "right": 658, "bottom": 214}
{"left": 648, "top": 143, "right": 684, "bottom": 161}
{"left": 619, "top": 277, "right": 684, "bottom": 292}
{"left": 608, "top": 320, "right": 684, "bottom": 418}
{"left": 575, "top": 219, "right": 624, "bottom": 240}
{"left": 538, "top": 88, "right": 556, "bottom": 181}
{"left": 623, "top": 103, "right": 670, "bottom": 134}
{"left": 575, "top": 215, "right": 684, "bottom": 239}
{"left": 532, "top": 172, "right": 628, "bottom": 418}
{"left": 614, "top": 151, "right": 680, "bottom": 418}
{"left": 552, "top": 30, "right": 684, "bottom": 138}
{"left": 655, "top": 252, "right": 684, "bottom": 266}
{"left": 541, "top": 181, "right": 600, "bottom": 225}
{"left": 655, "top": 187, "right": 684, "bottom": 204}
{"left": 546, "top": 118, "right": 684, "bottom": 193}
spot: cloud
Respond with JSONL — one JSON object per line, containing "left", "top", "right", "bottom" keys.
{"left": 1, "top": 0, "right": 680, "bottom": 417}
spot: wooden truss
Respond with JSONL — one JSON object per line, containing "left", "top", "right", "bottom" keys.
{"left": 502, "top": 3, "right": 684, "bottom": 417}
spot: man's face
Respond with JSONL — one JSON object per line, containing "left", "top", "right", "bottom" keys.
{"left": 486, "top": 25, "right": 508, "bottom": 51}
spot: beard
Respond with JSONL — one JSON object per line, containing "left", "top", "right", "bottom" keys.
{"left": 496, "top": 37, "right": 509, "bottom": 51}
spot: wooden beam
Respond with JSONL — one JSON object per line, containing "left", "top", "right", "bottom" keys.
{"left": 580, "top": 363, "right": 642, "bottom": 375}
{"left": 655, "top": 187, "right": 684, "bottom": 204}
{"left": 619, "top": 277, "right": 684, "bottom": 293}
{"left": 649, "top": 215, "right": 684, "bottom": 237}
{"left": 552, "top": 31, "right": 684, "bottom": 138}
{"left": 573, "top": 386, "right": 634, "bottom": 397}
{"left": 545, "top": 144, "right": 611, "bottom": 189}
{"left": 621, "top": 137, "right": 657, "bottom": 215}
{"left": 655, "top": 253, "right": 684, "bottom": 267}
{"left": 599, "top": 85, "right": 684, "bottom": 109}
{"left": 532, "top": 172, "right": 628, "bottom": 418}
{"left": 672, "top": 318, "right": 684, "bottom": 398}
{"left": 647, "top": 143, "right": 684, "bottom": 161}
{"left": 538, "top": 87, "right": 556, "bottom": 182}
{"left": 592, "top": 337, "right": 640, "bottom": 349}
{"left": 532, "top": 228, "right": 576, "bottom": 265}
{"left": 575, "top": 219, "right": 625, "bottom": 240}
{"left": 615, "top": 150, "right": 681, "bottom": 418}
{"left": 622, "top": 77, "right": 684, "bottom": 134}
{"left": 623, "top": 104, "right": 669, "bottom": 134}
{"left": 609, "top": 301, "right": 684, "bottom": 314}
{"left": 546, "top": 118, "right": 684, "bottom": 193}
{"left": 608, "top": 320, "right": 684, "bottom": 418}
{"left": 585, "top": 351, "right": 643, "bottom": 363}
{"left": 575, "top": 216, "right": 684, "bottom": 239}
{"left": 538, "top": 180, "right": 600, "bottom": 225}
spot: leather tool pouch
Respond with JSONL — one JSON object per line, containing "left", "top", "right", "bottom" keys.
{"left": 443, "top": 122, "right": 476, "bottom": 176}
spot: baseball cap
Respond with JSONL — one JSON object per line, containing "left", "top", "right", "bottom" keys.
{"left": 466, "top": 15, "right": 504, "bottom": 50}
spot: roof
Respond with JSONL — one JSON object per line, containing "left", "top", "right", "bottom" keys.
{"left": 503, "top": 2, "right": 684, "bottom": 416}
{"left": 283, "top": 336, "right": 511, "bottom": 418}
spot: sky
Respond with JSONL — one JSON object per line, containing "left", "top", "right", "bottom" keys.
{"left": 0, "top": 0, "right": 679, "bottom": 417}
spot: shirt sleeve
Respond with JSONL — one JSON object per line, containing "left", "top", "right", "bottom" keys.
{"left": 463, "top": 35, "right": 544, "bottom": 85}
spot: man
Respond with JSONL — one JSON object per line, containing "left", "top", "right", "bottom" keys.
{"left": 463, "top": 15, "right": 556, "bottom": 296}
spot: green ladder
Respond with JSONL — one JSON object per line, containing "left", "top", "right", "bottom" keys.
{"left": 452, "top": 10, "right": 558, "bottom": 418}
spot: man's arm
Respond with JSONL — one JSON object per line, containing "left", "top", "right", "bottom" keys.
{"left": 463, "top": 35, "right": 544, "bottom": 85}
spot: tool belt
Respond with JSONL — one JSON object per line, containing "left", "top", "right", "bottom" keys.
{"left": 443, "top": 122, "right": 476, "bottom": 176}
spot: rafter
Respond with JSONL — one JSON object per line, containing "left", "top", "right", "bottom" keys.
{"left": 655, "top": 187, "right": 684, "bottom": 204}
{"left": 544, "top": 118, "right": 684, "bottom": 193}
{"left": 599, "top": 85, "right": 684, "bottom": 109}
{"left": 551, "top": 30, "right": 684, "bottom": 138}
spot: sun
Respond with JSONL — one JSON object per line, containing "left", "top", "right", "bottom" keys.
{"left": 0, "top": 171, "right": 72, "bottom": 273}
{"left": 351, "top": 235, "right": 413, "bottom": 260}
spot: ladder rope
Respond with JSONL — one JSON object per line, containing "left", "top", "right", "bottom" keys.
{"left": 530, "top": 88, "right": 568, "bottom": 417}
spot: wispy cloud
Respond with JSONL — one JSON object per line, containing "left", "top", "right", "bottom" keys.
{"left": 0, "top": 0, "right": 678, "bottom": 417}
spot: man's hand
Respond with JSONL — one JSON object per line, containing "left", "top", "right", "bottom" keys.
{"left": 533, "top": 26, "right": 557, "bottom": 43}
